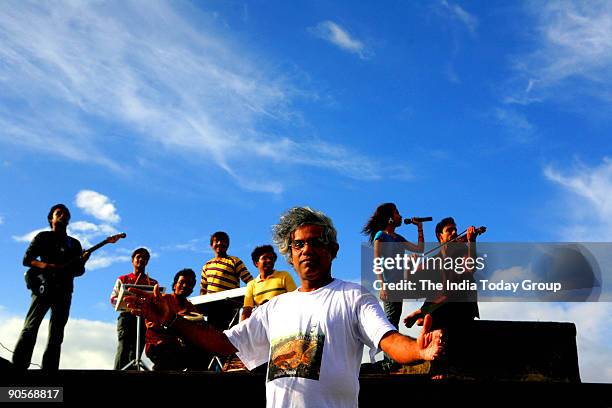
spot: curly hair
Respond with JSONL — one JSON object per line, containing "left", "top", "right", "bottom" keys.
{"left": 251, "top": 245, "right": 278, "bottom": 264}
{"left": 272, "top": 207, "right": 337, "bottom": 260}
{"left": 172, "top": 268, "right": 196, "bottom": 287}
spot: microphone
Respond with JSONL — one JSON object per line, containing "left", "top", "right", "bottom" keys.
{"left": 404, "top": 217, "right": 433, "bottom": 225}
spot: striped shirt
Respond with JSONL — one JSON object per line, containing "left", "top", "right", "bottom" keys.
{"left": 200, "top": 255, "right": 253, "bottom": 294}
{"left": 243, "top": 270, "right": 297, "bottom": 308}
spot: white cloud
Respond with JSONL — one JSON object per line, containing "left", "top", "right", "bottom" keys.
{"left": 544, "top": 158, "right": 612, "bottom": 240}
{"left": 506, "top": 1, "right": 612, "bottom": 106}
{"left": 86, "top": 254, "right": 131, "bottom": 271}
{"left": 440, "top": 0, "right": 478, "bottom": 34}
{"left": 69, "top": 221, "right": 120, "bottom": 247}
{"left": 309, "top": 21, "right": 370, "bottom": 59}
{"left": 487, "top": 265, "right": 535, "bottom": 283}
{"left": 162, "top": 239, "right": 206, "bottom": 253}
{"left": 12, "top": 227, "right": 48, "bottom": 243}
{"left": 0, "top": 1, "right": 388, "bottom": 193}
{"left": 0, "top": 313, "right": 116, "bottom": 369}
{"left": 75, "top": 190, "right": 120, "bottom": 224}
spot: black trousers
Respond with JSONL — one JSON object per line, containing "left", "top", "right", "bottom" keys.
{"left": 13, "top": 291, "right": 72, "bottom": 371}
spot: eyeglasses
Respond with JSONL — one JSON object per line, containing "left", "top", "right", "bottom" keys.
{"left": 290, "top": 237, "right": 328, "bottom": 250}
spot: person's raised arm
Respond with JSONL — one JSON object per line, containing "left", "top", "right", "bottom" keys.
{"left": 464, "top": 226, "right": 478, "bottom": 276}
{"left": 126, "top": 285, "right": 237, "bottom": 356}
{"left": 402, "top": 219, "right": 425, "bottom": 253}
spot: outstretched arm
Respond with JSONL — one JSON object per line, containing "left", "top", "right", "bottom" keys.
{"left": 126, "top": 285, "right": 237, "bottom": 356}
{"left": 379, "top": 314, "right": 443, "bottom": 363}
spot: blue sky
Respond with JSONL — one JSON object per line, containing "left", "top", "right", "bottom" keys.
{"left": 1, "top": 0, "right": 611, "bottom": 381}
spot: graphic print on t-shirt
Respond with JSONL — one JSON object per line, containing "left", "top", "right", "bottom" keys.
{"left": 268, "top": 320, "right": 325, "bottom": 382}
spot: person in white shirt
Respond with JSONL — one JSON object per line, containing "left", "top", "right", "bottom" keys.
{"left": 125, "top": 206, "right": 443, "bottom": 408}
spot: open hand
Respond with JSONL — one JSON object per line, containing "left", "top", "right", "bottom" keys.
{"left": 416, "top": 314, "right": 444, "bottom": 361}
{"left": 125, "top": 284, "right": 174, "bottom": 325}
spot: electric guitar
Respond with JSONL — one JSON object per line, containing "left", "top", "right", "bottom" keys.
{"left": 24, "top": 233, "right": 126, "bottom": 296}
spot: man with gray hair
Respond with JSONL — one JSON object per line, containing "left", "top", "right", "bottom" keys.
{"left": 125, "top": 207, "right": 443, "bottom": 408}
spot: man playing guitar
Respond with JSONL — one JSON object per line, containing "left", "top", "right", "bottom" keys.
{"left": 13, "top": 204, "right": 90, "bottom": 371}
{"left": 14, "top": 204, "right": 125, "bottom": 371}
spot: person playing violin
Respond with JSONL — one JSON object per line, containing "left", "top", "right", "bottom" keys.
{"left": 406, "top": 217, "right": 480, "bottom": 330}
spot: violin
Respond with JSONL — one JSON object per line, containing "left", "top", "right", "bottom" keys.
{"left": 455, "top": 226, "right": 487, "bottom": 242}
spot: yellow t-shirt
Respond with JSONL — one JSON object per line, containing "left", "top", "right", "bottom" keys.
{"left": 243, "top": 270, "right": 297, "bottom": 308}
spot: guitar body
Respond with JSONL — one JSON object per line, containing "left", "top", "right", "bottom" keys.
{"left": 24, "top": 268, "right": 52, "bottom": 297}
{"left": 23, "top": 232, "right": 126, "bottom": 296}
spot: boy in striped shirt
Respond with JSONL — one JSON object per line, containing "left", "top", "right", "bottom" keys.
{"left": 200, "top": 231, "right": 253, "bottom": 330}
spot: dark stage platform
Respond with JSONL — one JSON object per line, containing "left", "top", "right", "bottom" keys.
{"left": 3, "top": 369, "right": 612, "bottom": 406}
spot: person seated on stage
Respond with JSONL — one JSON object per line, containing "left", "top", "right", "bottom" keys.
{"left": 126, "top": 207, "right": 443, "bottom": 407}
{"left": 110, "top": 247, "right": 158, "bottom": 370}
{"left": 144, "top": 268, "right": 207, "bottom": 371}
{"left": 241, "top": 245, "right": 297, "bottom": 321}
{"left": 199, "top": 231, "right": 253, "bottom": 330}
{"left": 405, "top": 217, "right": 480, "bottom": 330}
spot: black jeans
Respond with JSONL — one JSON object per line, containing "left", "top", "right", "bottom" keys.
{"left": 13, "top": 291, "right": 72, "bottom": 371}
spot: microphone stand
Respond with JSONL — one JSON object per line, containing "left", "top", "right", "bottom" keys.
{"left": 121, "top": 315, "right": 149, "bottom": 371}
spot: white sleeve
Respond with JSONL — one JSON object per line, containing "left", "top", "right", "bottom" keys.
{"left": 110, "top": 279, "right": 122, "bottom": 307}
{"left": 355, "top": 292, "right": 396, "bottom": 361}
{"left": 224, "top": 301, "right": 270, "bottom": 370}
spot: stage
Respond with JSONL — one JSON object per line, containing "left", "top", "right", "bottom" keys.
{"left": 3, "top": 369, "right": 611, "bottom": 406}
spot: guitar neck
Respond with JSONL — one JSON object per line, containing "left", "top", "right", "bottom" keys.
{"left": 85, "top": 240, "right": 109, "bottom": 254}
{"left": 83, "top": 233, "right": 125, "bottom": 255}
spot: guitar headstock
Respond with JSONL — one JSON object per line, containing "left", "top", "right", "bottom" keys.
{"left": 106, "top": 233, "right": 127, "bottom": 244}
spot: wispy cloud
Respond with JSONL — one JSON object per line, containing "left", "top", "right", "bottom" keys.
{"left": 161, "top": 239, "right": 207, "bottom": 253}
{"left": 75, "top": 190, "right": 120, "bottom": 224}
{"left": 493, "top": 108, "right": 537, "bottom": 143}
{"left": 0, "top": 1, "right": 388, "bottom": 193}
{"left": 309, "top": 21, "right": 370, "bottom": 59}
{"left": 440, "top": 0, "right": 478, "bottom": 34}
{"left": 0, "top": 215, "right": 4, "bottom": 225}
{"left": 506, "top": 1, "right": 612, "bottom": 106}
{"left": 544, "top": 157, "right": 612, "bottom": 240}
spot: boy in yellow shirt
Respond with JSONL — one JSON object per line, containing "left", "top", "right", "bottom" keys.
{"left": 241, "top": 245, "right": 297, "bottom": 320}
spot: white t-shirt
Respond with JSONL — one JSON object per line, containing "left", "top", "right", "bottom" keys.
{"left": 224, "top": 278, "right": 395, "bottom": 408}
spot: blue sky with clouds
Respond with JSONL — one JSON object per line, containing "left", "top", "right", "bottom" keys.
{"left": 1, "top": 0, "right": 611, "bottom": 381}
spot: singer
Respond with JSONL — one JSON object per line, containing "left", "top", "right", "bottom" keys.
{"left": 362, "top": 203, "right": 425, "bottom": 371}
